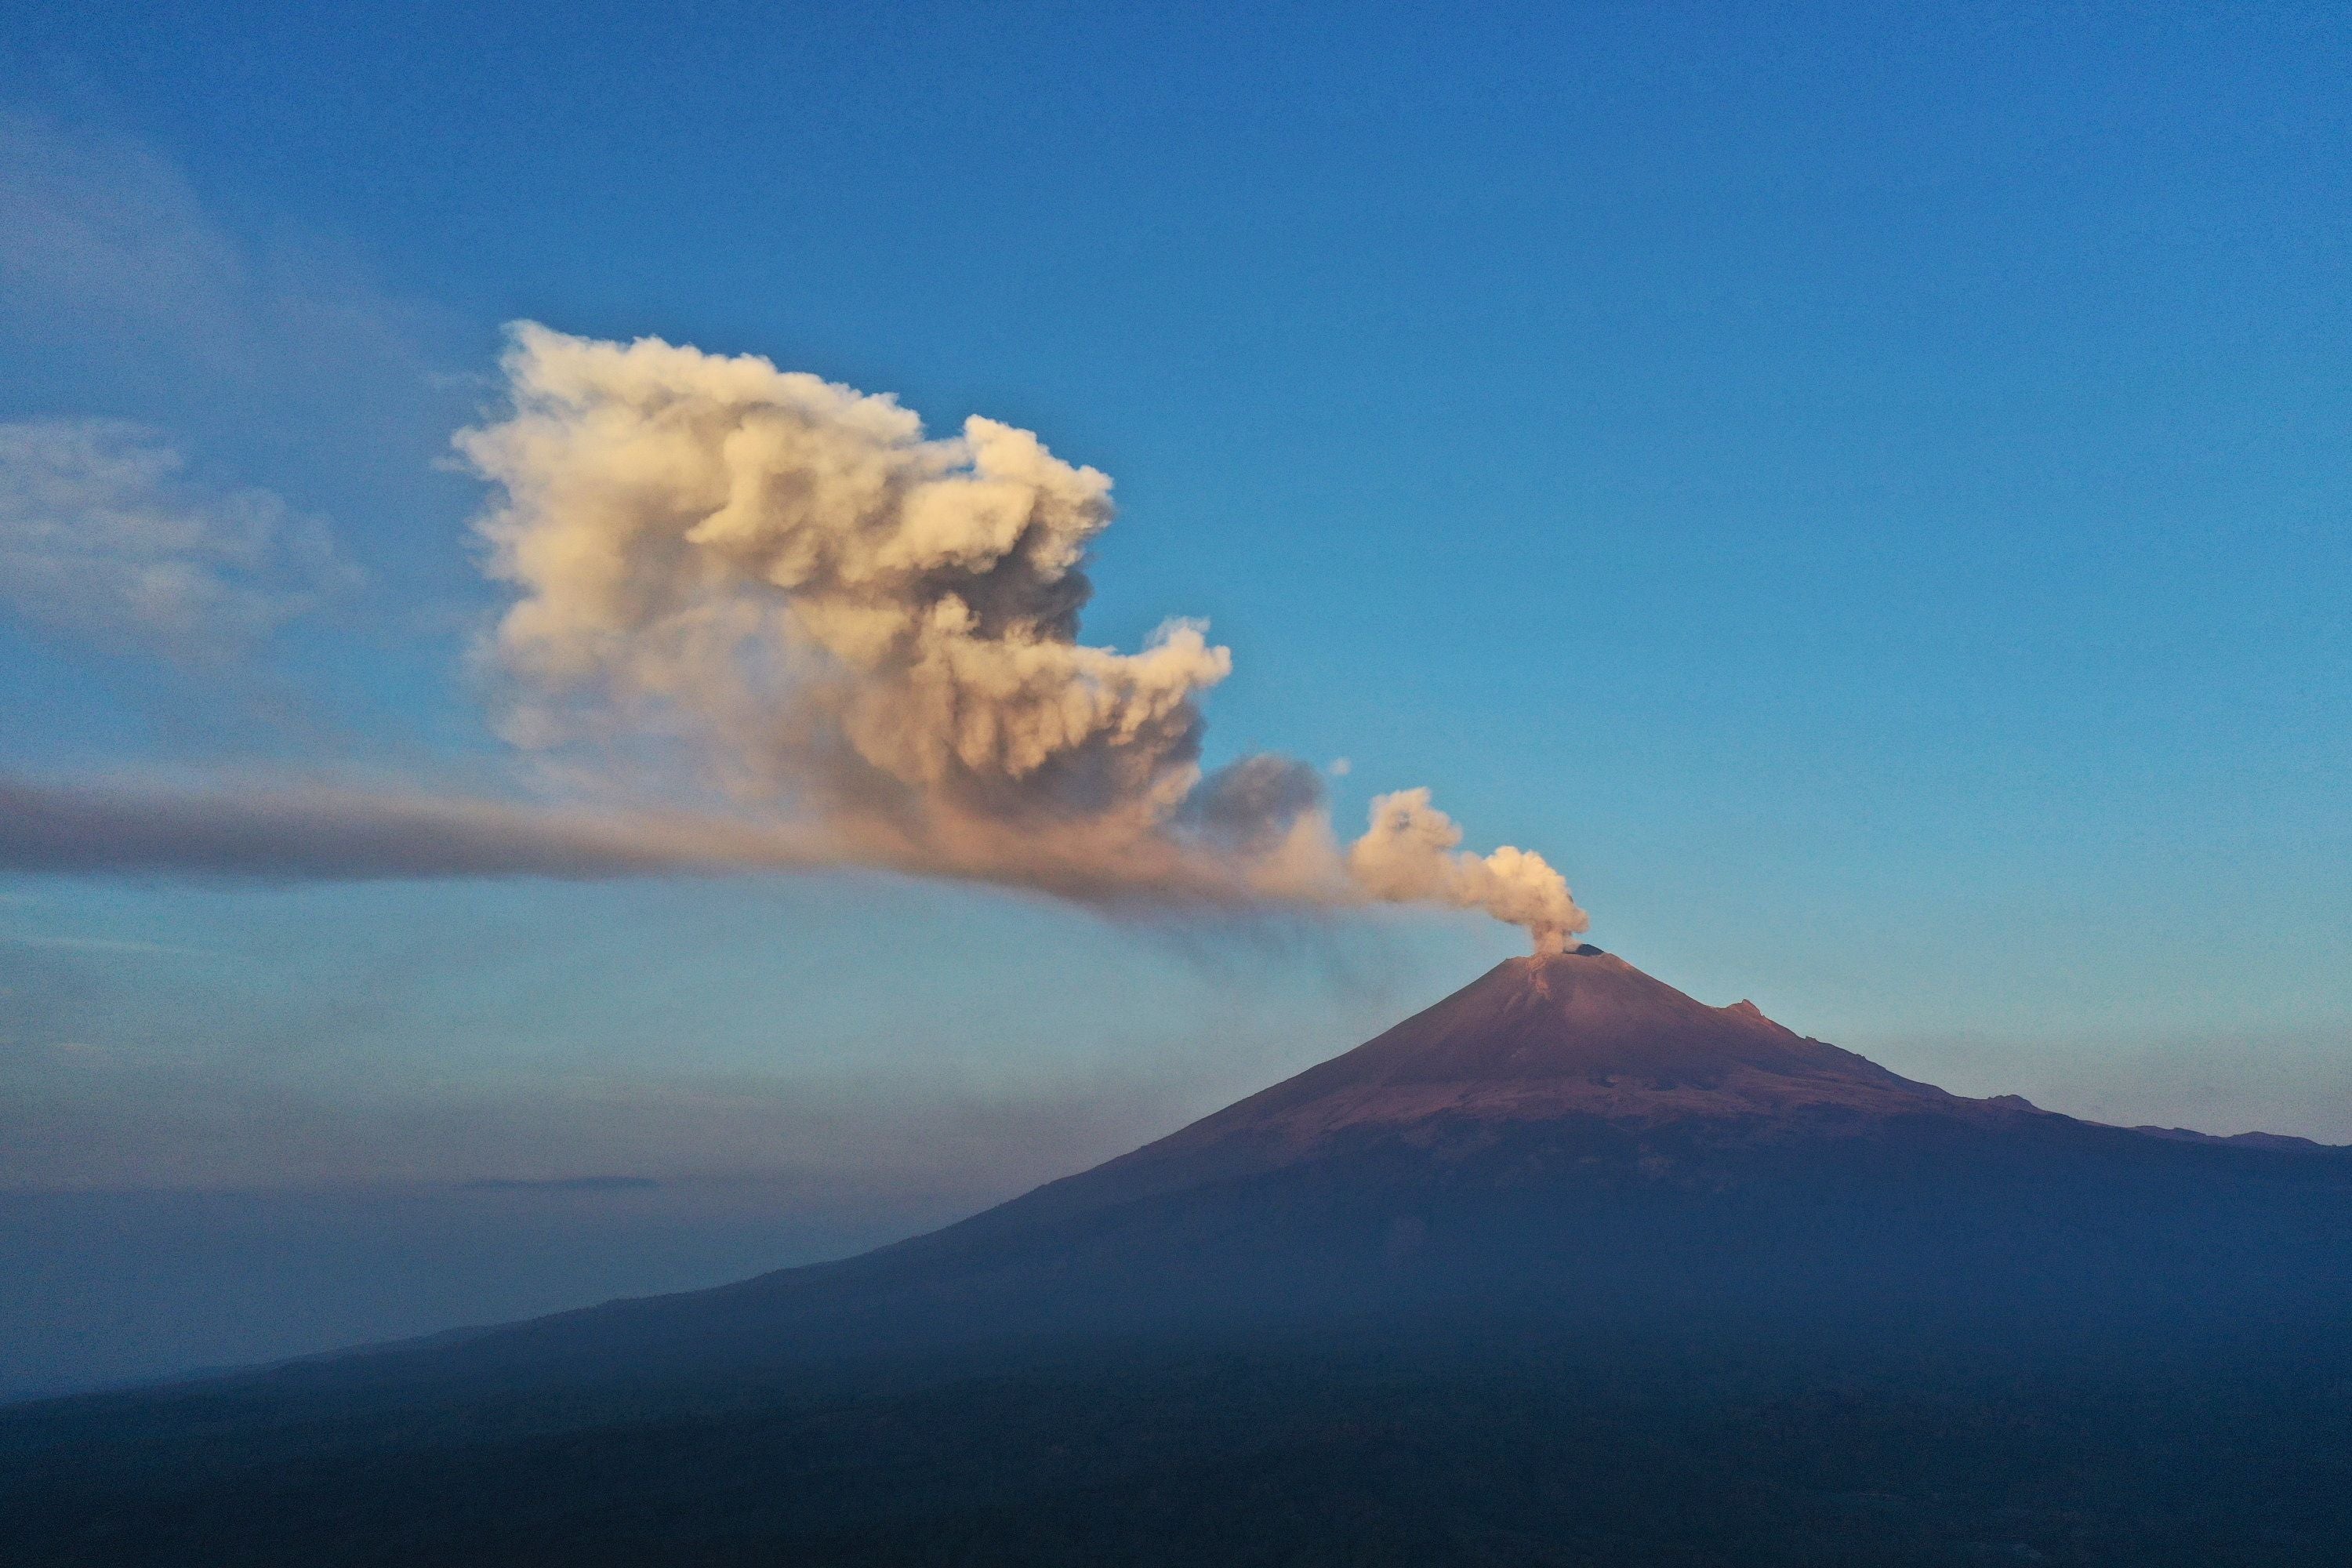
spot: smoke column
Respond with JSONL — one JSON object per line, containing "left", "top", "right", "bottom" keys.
{"left": 453, "top": 325, "right": 1588, "bottom": 949}
{"left": 0, "top": 324, "right": 1587, "bottom": 952}
{"left": 1347, "top": 789, "right": 1588, "bottom": 956}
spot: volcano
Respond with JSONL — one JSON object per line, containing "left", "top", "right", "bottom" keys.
{"left": 382, "top": 944, "right": 2337, "bottom": 1379}
{"left": 11, "top": 950, "right": 2352, "bottom": 1566}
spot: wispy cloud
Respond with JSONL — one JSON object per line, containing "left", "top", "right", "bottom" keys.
{"left": 0, "top": 110, "right": 248, "bottom": 360}
{"left": 0, "top": 934, "right": 216, "bottom": 958}
{"left": 458, "top": 1175, "right": 661, "bottom": 1192}
{"left": 0, "top": 108, "right": 461, "bottom": 687}
{"left": 0, "top": 107, "right": 452, "bottom": 407}
{"left": 0, "top": 419, "right": 357, "bottom": 662}
{"left": 0, "top": 1060, "right": 1197, "bottom": 1196}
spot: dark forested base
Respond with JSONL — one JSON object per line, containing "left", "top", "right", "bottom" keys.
{"left": 9, "top": 1318, "right": 2351, "bottom": 1568}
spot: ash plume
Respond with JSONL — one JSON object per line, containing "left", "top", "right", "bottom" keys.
{"left": 0, "top": 775, "right": 837, "bottom": 882}
{"left": 459, "top": 325, "right": 1261, "bottom": 906}
{"left": 1, "top": 324, "right": 1588, "bottom": 950}
{"left": 456, "top": 325, "right": 1585, "bottom": 946}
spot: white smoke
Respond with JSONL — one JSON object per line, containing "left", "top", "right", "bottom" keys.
{"left": 449, "top": 324, "right": 1588, "bottom": 947}
{"left": 1347, "top": 789, "right": 1589, "bottom": 955}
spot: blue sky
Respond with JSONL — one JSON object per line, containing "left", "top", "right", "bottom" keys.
{"left": 2, "top": 0, "right": 2348, "bottom": 1275}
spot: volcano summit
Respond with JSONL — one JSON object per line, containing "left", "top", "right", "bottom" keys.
{"left": 1109, "top": 943, "right": 1963, "bottom": 1142}
{"left": 10, "top": 951, "right": 2352, "bottom": 1566}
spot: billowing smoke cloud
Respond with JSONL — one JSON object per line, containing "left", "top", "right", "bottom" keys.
{"left": 0, "top": 324, "right": 1586, "bottom": 950}
{"left": 443, "top": 325, "right": 1588, "bottom": 949}
{"left": 456, "top": 325, "right": 1250, "bottom": 903}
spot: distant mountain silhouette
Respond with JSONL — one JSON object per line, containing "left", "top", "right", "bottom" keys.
{"left": 11, "top": 949, "right": 2352, "bottom": 1566}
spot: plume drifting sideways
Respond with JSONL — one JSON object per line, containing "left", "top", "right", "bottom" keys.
{"left": 2, "top": 326, "right": 1588, "bottom": 951}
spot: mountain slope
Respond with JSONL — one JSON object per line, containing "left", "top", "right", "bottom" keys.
{"left": 1022, "top": 946, "right": 1965, "bottom": 1201}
